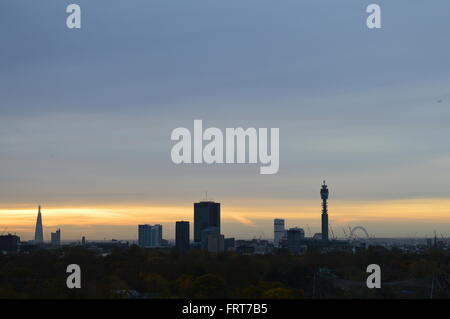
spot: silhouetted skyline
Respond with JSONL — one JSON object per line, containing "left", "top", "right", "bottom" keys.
{"left": 1, "top": 1, "right": 450, "bottom": 239}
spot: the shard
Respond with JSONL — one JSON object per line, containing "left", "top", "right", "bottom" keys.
{"left": 34, "top": 205, "right": 44, "bottom": 244}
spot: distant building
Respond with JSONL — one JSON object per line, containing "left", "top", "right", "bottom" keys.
{"left": 235, "top": 243, "right": 255, "bottom": 254}
{"left": 235, "top": 239, "right": 274, "bottom": 255}
{"left": 51, "top": 229, "right": 61, "bottom": 246}
{"left": 224, "top": 238, "right": 235, "bottom": 252}
{"left": 160, "top": 239, "right": 169, "bottom": 247}
{"left": 274, "top": 219, "right": 286, "bottom": 248}
{"left": 312, "top": 233, "right": 322, "bottom": 240}
{"left": 0, "top": 234, "right": 20, "bottom": 253}
{"left": 287, "top": 227, "right": 306, "bottom": 254}
{"left": 17, "top": 242, "right": 39, "bottom": 253}
{"left": 138, "top": 224, "right": 163, "bottom": 248}
{"left": 279, "top": 235, "right": 288, "bottom": 249}
{"left": 207, "top": 234, "right": 225, "bottom": 254}
{"left": 81, "top": 236, "right": 86, "bottom": 245}
{"left": 34, "top": 205, "right": 44, "bottom": 244}
{"left": 201, "top": 227, "right": 219, "bottom": 250}
{"left": 175, "top": 221, "right": 190, "bottom": 251}
{"left": 194, "top": 201, "right": 220, "bottom": 243}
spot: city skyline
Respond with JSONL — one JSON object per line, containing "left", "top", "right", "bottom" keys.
{"left": 1, "top": 1, "right": 450, "bottom": 240}
{"left": 5, "top": 191, "right": 450, "bottom": 241}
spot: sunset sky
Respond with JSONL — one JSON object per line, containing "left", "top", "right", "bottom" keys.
{"left": 1, "top": 1, "right": 450, "bottom": 240}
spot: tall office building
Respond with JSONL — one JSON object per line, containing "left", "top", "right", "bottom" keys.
{"left": 153, "top": 224, "right": 162, "bottom": 246}
{"left": 320, "top": 181, "right": 329, "bottom": 241}
{"left": 138, "top": 225, "right": 149, "bottom": 247}
{"left": 175, "top": 221, "right": 190, "bottom": 251}
{"left": 194, "top": 201, "right": 220, "bottom": 243}
{"left": 34, "top": 205, "right": 44, "bottom": 244}
{"left": 51, "top": 229, "right": 61, "bottom": 246}
{"left": 274, "top": 219, "right": 286, "bottom": 248}
{"left": 138, "top": 224, "right": 163, "bottom": 248}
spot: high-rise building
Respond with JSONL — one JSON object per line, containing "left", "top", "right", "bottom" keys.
{"left": 175, "top": 221, "right": 190, "bottom": 251}
{"left": 152, "top": 224, "right": 162, "bottom": 246}
{"left": 34, "top": 205, "right": 44, "bottom": 244}
{"left": 51, "top": 229, "right": 61, "bottom": 246}
{"left": 287, "top": 227, "right": 306, "bottom": 253}
{"left": 274, "top": 219, "right": 286, "bottom": 247}
{"left": 138, "top": 225, "right": 147, "bottom": 247}
{"left": 194, "top": 201, "right": 220, "bottom": 243}
{"left": 138, "top": 224, "right": 163, "bottom": 248}
{"left": 81, "top": 236, "right": 86, "bottom": 245}
{"left": 320, "top": 181, "right": 329, "bottom": 241}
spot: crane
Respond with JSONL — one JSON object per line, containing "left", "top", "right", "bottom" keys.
{"left": 1, "top": 226, "right": 8, "bottom": 235}
{"left": 329, "top": 223, "right": 336, "bottom": 240}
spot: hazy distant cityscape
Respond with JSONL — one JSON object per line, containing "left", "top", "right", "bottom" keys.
{"left": 2, "top": 181, "right": 448, "bottom": 255}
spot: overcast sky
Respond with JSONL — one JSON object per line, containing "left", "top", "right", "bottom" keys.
{"left": 1, "top": 1, "right": 450, "bottom": 239}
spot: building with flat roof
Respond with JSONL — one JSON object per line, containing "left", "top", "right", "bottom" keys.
{"left": 0, "top": 234, "right": 20, "bottom": 253}
{"left": 138, "top": 224, "right": 163, "bottom": 248}
{"left": 274, "top": 219, "right": 286, "bottom": 248}
{"left": 201, "top": 226, "right": 219, "bottom": 250}
{"left": 207, "top": 233, "right": 225, "bottom": 254}
{"left": 194, "top": 201, "right": 220, "bottom": 243}
{"left": 175, "top": 221, "right": 190, "bottom": 251}
{"left": 287, "top": 227, "right": 306, "bottom": 254}
{"left": 51, "top": 229, "right": 61, "bottom": 246}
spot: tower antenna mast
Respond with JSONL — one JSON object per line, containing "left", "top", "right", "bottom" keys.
{"left": 320, "top": 181, "right": 329, "bottom": 241}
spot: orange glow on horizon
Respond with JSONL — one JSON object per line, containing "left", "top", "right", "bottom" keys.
{"left": 1, "top": 198, "right": 450, "bottom": 231}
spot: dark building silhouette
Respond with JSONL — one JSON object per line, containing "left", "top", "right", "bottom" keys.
{"left": 287, "top": 227, "right": 305, "bottom": 253}
{"left": 0, "top": 234, "right": 20, "bottom": 253}
{"left": 138, "top": 224, "right": 162, "bottom": 248}
{"left": 207, "top": 233, "right": 224, "bottom": 254}
{"left": 201, "top": 226, "right": 220, "bottom": 250}
{"left": 273, "top": 219, "right": 286, "bottom": 248}
{"left": 51, "top": 229, "right": 61, "bottom": 246}
{"left": 34, "top": 205, "right": 44, "bottom": 244}
{"left": 175, "top": 221, "right": 190, "bottom": 251}
{"left": 320, "top": 181, "right": 329, "bottom": 241}
{"left": 194, "top": 201, "right": 220, "bottom": 243}
{"left": 224, "top": 238, "right": 235, "bottom": 251}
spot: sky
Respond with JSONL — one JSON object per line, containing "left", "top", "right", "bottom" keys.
{"left": 1, "top": 1, "right": 450, "bottom": 240}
